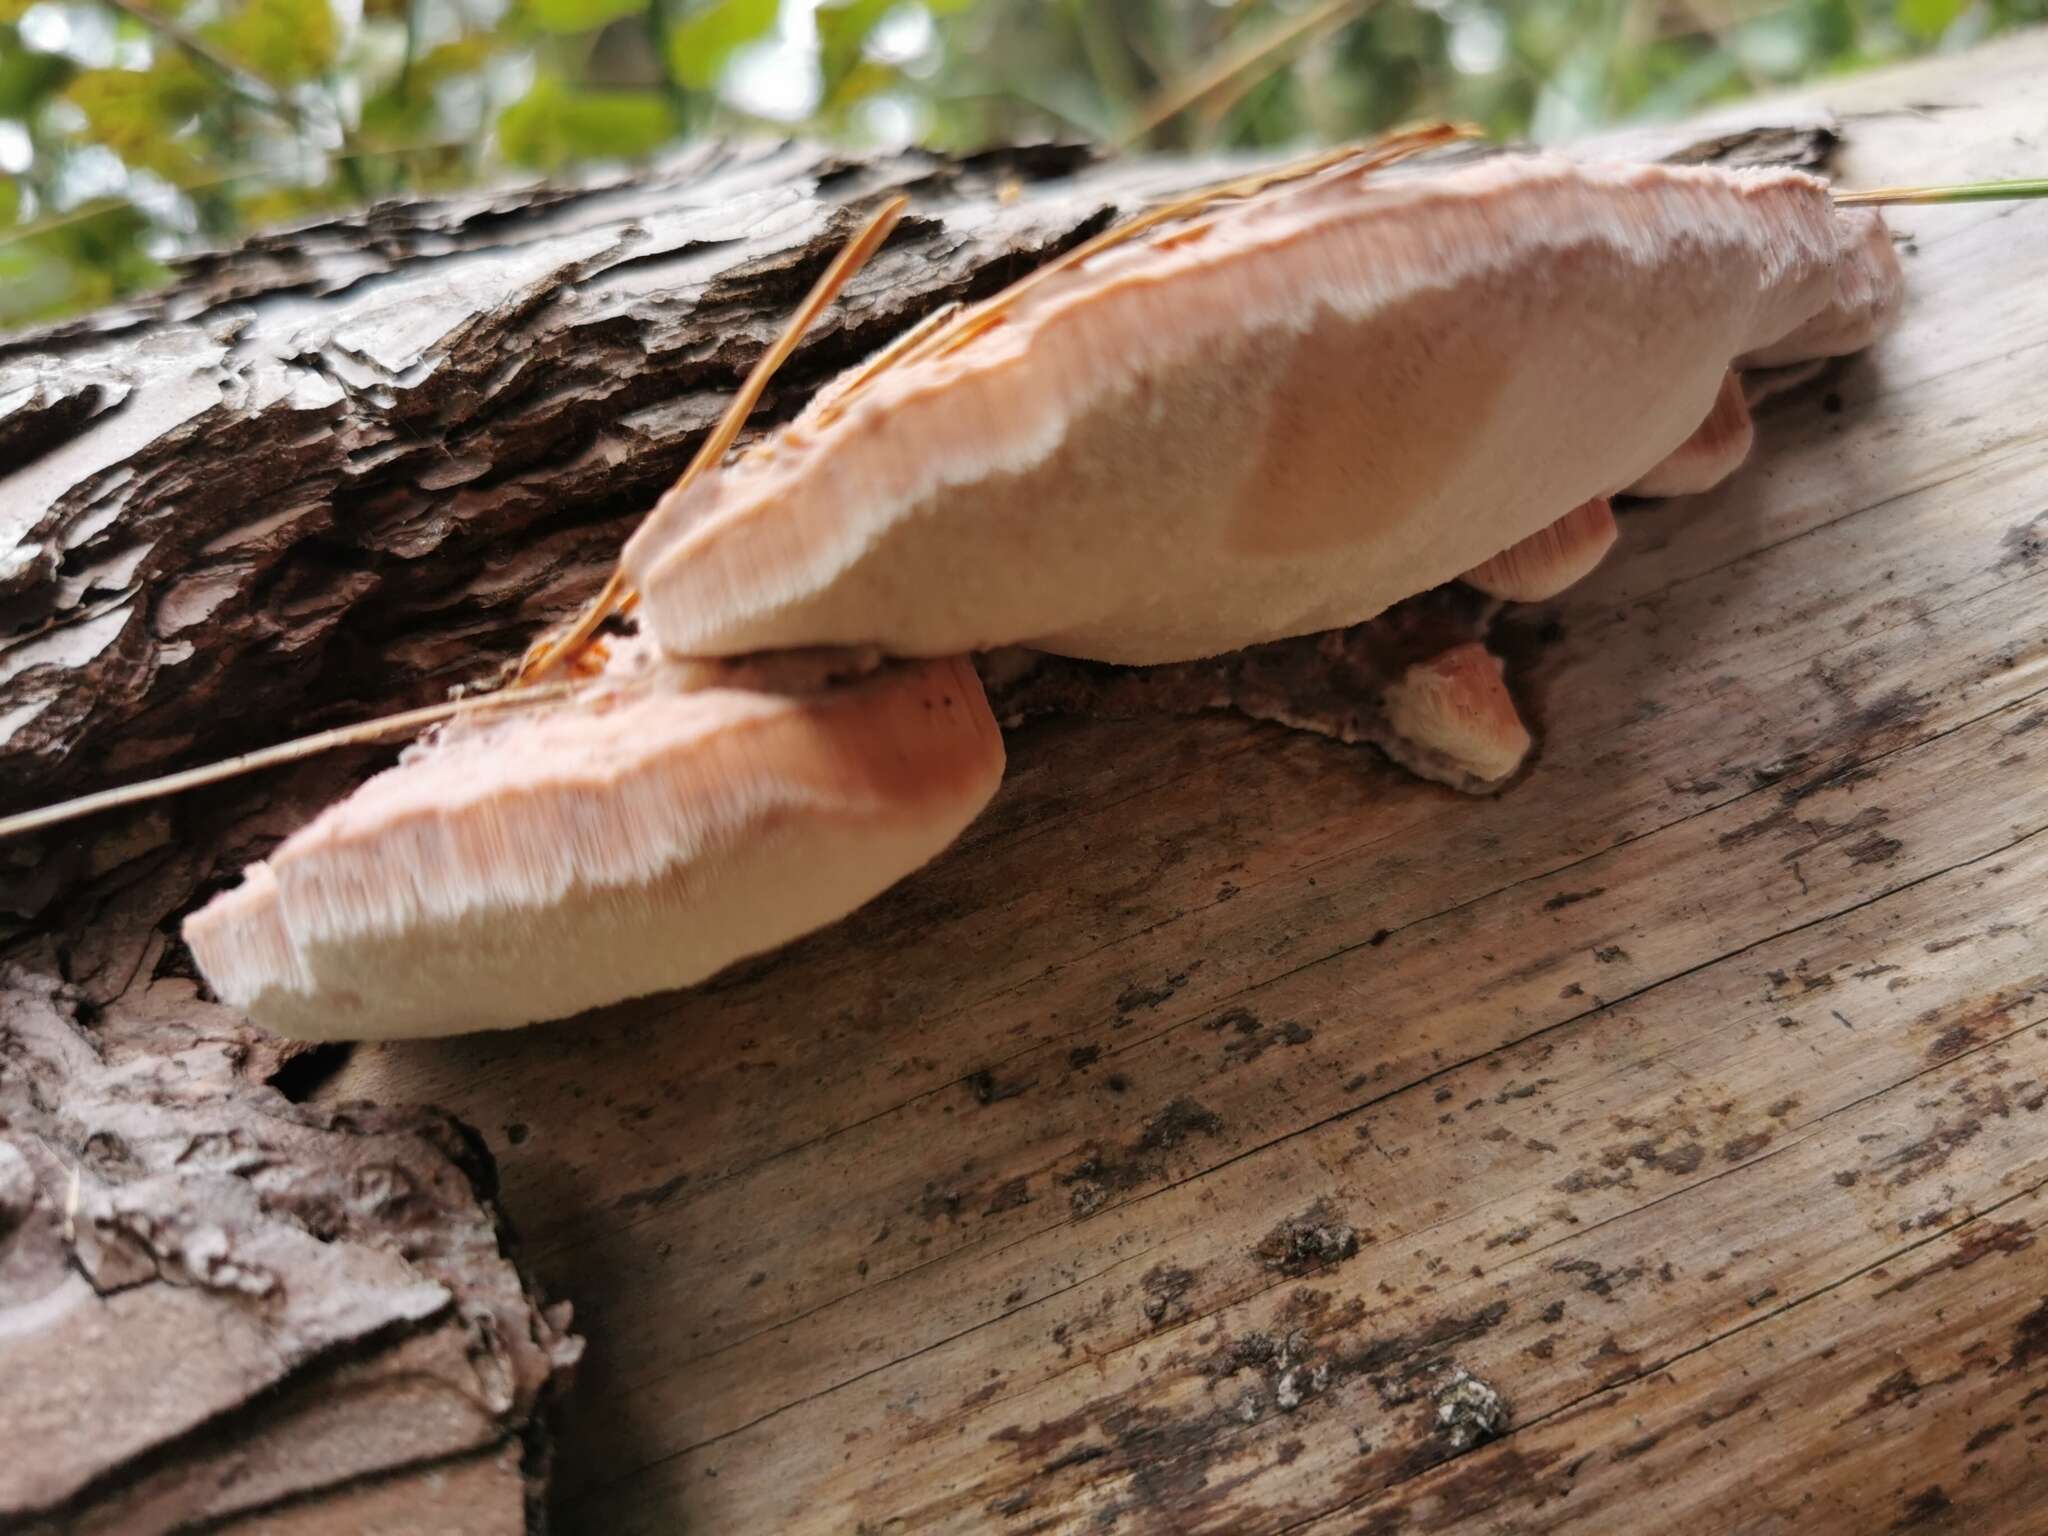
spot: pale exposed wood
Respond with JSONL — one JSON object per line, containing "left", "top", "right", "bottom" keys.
{"left": 217, "top": 1442, "right": 531, "bottom": 1535}
{"left": 310, "top": 34, "right": 2048, "bottom": 1534}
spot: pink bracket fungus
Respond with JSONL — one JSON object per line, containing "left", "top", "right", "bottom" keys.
{"left": 1739, "top": 207, "right": 1905, "bottom": 370}
{"left": 1627, "top": 372, "right": 1757, "bottom": 498}
{"left": 183, "top": 645, "right": 1002, "bottom": 1040}
{"left": 1462, "top": 499, "right": 1619, "bottom": 602}
{"left": 6, "top": 125, "right": 1988, "bottom": 1040}
{"left": 1379, "top": 642, "right": 1534, "bottom": 792}
{"left": 620, "top": 154, "right": 1855, "bottom": 667}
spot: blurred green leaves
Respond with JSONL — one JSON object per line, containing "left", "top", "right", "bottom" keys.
{"left": 498, "top": 76, "right": 675, "bottom": 168}
{"left": 4, "top": 0, "right": 2048, "bottom": 330}
{"left": 0, "top": 203, "right": 166, "bottom": 324}
{"left": 0, "top": 24, "right": 70, "bottom": 113}
{"left": 667, "top": 0, "right": 778, "bottom": 89}
{"left": 65, "top": 58, "right": 209, "bottom": 176}
{"left": 526, "top": 0, "right": 646, "bottom": 35}
{"left": 815, "top": 0, "right": 897, "bottom": 94}
{"left": 209, "top": 0, "right": 339, "bottom": 82}
{"left": 1898, "top": 0, "right": 1968, "bottom": 37}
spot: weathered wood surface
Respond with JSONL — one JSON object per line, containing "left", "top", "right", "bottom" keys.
{"left": 320, "top": 40, "right": 2048, "bottom": 1533}
{"left": 3, "top": 32, "right": 2044, "bottom": 1536}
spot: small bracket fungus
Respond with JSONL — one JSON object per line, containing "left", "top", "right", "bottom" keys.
{"left": 1738, "top": 207, "right": 1905, "bottom": 369}
{"left": 1462, "top": 498, "right": 1619, "bottom": 602}
{"left": 1380, "top": 643, "right": 1533, "bottom": 791}
{"left": 1628, "top": 372, "right": 1757, "bottom": 498}
{"left": 184, "top": 646, "right": 1003, "bottom": 1039}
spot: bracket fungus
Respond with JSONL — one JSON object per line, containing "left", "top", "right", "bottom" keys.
{"left": 1461, "top": 498, "right": 1619, "bottom": 602}
{"left": 1627, "top": 372, "right": 1757, "bottom": 498}
{"left": 1379, "top": 642, "right": 1534, "bottom": 792}
{"left": 11, "top": 127, "right": 1962, "bottom": 1040}
{"left": 621, "top": 153, "right": 1858, "bottom": 666}
{"left": 183, "top": 645, "right": 1002, "bottom": 1039}
{"left": 1739, "top": 207, "right": 1905, "bottom": 369}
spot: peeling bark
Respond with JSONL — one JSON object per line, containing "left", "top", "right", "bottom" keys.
{"left": 0, "top": 963, "right": 578, "bottom": 1532}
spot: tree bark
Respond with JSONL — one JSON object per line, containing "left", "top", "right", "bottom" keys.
{"left": 0, "top": 121, "right": 1831, "bottom": 1531}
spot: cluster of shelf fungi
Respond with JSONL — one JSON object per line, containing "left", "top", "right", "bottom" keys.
{"left": 0, "top": 119, "right": 1904, "bottom": 1528}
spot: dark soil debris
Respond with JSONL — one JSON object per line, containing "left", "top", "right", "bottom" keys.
{"left": 1256, "top": 1199, "right": 1362, "bottom": 1276}
{"left": 1433, "top": 1369, "right": 1510, "bottom": 1452}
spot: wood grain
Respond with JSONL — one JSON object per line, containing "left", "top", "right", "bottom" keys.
{"left": 315, "top": 35, "right": 2048, "bottom": 1535}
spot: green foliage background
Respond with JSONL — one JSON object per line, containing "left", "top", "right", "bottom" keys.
{"left": 2, "top": 0, "right": 2042, "bottom": 326}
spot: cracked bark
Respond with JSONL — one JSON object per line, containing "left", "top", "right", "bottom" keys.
{"left": 0, "top": 120, "right": 1832, "bottom": 1530}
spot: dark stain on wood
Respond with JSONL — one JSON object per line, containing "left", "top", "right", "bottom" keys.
{"left": 961, "top": 1377, "right": 1006, "bottom": 1410}
{"left": 1557, "top": 1165, "right": 1636, "bottom": 1195}
{"left": 1891, "top": 1486, "right": 1954, "bottom": 1529}
{"left": 991, "top": 1408, "right": 1095, "bottom": 1467}
{"left": 1139, "top": 1098, "right": 1227, "bottom": 1153}
{"left": 1847, "top": 831, "right": 1906, "bottom": 865}
{"left": 1041, "top": 1443, "right": 1109, "bottom": 1476}
{"left": 1353, "top": 1508, "right": 1412, "bottom": 1536}
{"left": 1417, "top": 1444, "right": 1571, "bottom": 1528}
{"left": 1725, "top": 790, "right": 1913, "bottom": 868}
{"left": 1695, "top": 1390, "right": 1764, "bottom": 1430}
{"left": 1997, "top": 510, "right": 2047, "bottom": 569}
{"left": 1116, "top": 976, "right": 1185, "bottom": 1017}
{"left": 1998, "top": 1296, "right": 2048, "bottom": 1378}
{"left": 1722, "top": 1131, "right": 1774, "bottom": 1162}
{"left": 1638, "top": 1139, "right": 1706, "bottom": 1175}
{"left": 1140, "top": 1264, "right": 1199, "bottom": 1326}
{"left": 1612, "top": 1430, "right": 1663, "bottom": 1461}
{"left": 1338, "top": 1300, "right": 1514, "bottom": 1406}
{"left": 968, "top": 1069, "right": 1036, "bottom": 1106}
{"left": 919, "top": 1186, "right": 965, "bottom": 1223}
{"left": 1860, "top": 1367, "right": 1923, "bottom": 1416}
{"left": 1876, "top": 1119, "right": 1983, "bottom": 1188}
{"left": 1062, "top": 1096, "right": 1227, "bottom": 1213}
{"left": 613, "top": 1171, "right": 688, "bottom": 1213}
{"left": 1920, "top": 985, "right": 2040, "bottom": 1067}
{"left": 1962, "top": 1422, "right": 2013, "bottom": 1453}
{"left": 1543, "top": 888, "right": 1605, "bottom": 912}
{"left": 984, "top": 1177, "right": 1032, "bottom": 1216}
{"left": 1554, "top": 1258, "right": 1647, "bottom": 1300}
{"left": 1582, "top": 1333, "right": 1646, "bottom": 1388}
{"left": 1206, "top": 1007, "right": 1315, "bottom": 1066}
{"left": 1926, "top": 1024, "right": 1981, "bottom": 1063}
